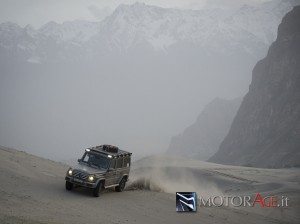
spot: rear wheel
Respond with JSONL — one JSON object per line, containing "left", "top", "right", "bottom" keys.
{"left": 93, "top": 181, "right": 103, "bottom": 197}
{"left": 115, "top": 178, "right": 126, "bottom": 192}
{"left": 65, "top": 181, "right": 73, "bottom": 191}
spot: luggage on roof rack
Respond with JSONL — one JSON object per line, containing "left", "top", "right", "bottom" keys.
{"left": 100, "top": 145, "right": 119, "bottom": 153}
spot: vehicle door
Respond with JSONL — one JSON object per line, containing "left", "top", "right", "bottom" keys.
{"left": 115, "top": 157, "right": 124, "bottom": 184}
{"left": 105, "top": 158, "right": 117, "bottom": 187}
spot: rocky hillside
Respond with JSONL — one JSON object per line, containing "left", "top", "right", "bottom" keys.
{"left": 167, "top": 98, "right": 241, "bottom": 160}
{"left": 209, "top": 6, "right": 300, "bottom": 168}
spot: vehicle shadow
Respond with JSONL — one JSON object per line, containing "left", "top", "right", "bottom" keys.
{"left": 59, "top": 182, "right": 118, "bottom": 198}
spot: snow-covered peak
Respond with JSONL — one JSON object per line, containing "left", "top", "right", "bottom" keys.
{"left": 93, "top": 0, "right": 296, "bottom": 52}
{"left": 39, "top": 21, "right": 60, "bottom": 33}
{"left": 116, "top": 2, "right": 148, "bottom": 11}
{"left": 113, "top": 2, "right": 157, "bottom": 15}
{"left": 224, "top": 0, "right": 294, "bottom": 45}
{"left": 0, "top": 22, "right": 24, "bottom": 47}
{"left": 110, "top": 2, "right": 171, "bottom": 23}
{"left": 0, "top": 21, "right": 22, "bottom": 30}
{"left": 38, "top": 20, "right": 100, "bottom": 42}
{"left": 24, "top": 24, "right": 37, "bottom": 37}
{"left": 0, "top": 22, "right": 23, "bottom": 37}
{"left": 0, "top": 0, "right": 297, "bottom": 61}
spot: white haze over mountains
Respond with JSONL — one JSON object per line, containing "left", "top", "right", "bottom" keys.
{"left": 0, "top": 0, "right": 298, "bottom": 161}
{"left": 0, "top": 0, "right": 272, "bottom": 28}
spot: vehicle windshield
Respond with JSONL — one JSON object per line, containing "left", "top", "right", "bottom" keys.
{"left": 81, "top": 152, "right": 110, "bottom": 169}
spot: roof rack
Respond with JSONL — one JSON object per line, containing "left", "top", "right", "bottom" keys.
{"left": 87, "top": 144, "right": 132, "bottom": 158}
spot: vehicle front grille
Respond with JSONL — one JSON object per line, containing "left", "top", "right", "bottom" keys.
{"left": 72, "top": 170, "right": 88, "bottom": 180}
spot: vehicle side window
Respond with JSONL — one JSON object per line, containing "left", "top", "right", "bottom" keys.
{"left": 116, "top": 158, "right": 123, "bottom": 168}
{"left": 110, "top": 159, "right": 116, "bottom": 169}
{"left": 124, "top": 157, "right": 131, "bottom": 167}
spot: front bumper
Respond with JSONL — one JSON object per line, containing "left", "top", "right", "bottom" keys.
{"left": 65, "top": 176, "right": 97, "bottom": 188}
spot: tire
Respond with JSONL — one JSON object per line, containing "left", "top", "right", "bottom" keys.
{"left": 93, "top": 181, "right": 103, "bottom": 197}
{"left": 65, "top": 181, "right": 73, "bottom": 191}
{"left": 115, "top": 178, "right": 126, "bottom": 192}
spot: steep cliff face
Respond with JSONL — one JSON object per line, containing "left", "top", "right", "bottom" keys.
{"left": 209, "top": 6, "right": 300, "bottom": 168}
{"left": 167, "top": 98, "right": 241, "bottom": 160}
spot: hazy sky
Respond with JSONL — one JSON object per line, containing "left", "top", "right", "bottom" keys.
{"left": 0, "top": 0, "right": 269, "bottom": 28}
{"left": 0, "top": 0, "right": 280, "bottom": 162}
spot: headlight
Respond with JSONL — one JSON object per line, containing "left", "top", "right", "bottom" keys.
{"left": 88, "top": 175, "right": 95, "bottom": 182}
{"left": 68, "top": 169, "right": 73, "bottom": 176}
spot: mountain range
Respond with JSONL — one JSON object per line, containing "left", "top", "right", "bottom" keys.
{"left": 0, "top": 0, "right": 297, "bottom": 64}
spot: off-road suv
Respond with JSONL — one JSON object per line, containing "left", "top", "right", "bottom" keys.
{"left": 65, "top": 145, "right": 132, "bottom": 197}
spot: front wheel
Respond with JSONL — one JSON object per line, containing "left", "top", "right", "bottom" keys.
{"left": 65, "top": 181, "right": 73, "bottom": 191}
{"left": 115, "top": 178, "right": 126, "bottom": 192}
{"left": 93, "top": 182, "right": 103, "bottom": 197}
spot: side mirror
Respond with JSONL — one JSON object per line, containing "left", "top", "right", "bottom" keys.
{"left": 77, "top": 159, "right": 82, "bottom": 162}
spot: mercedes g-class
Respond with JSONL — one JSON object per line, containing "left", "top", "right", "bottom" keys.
{"left": 65, "top": 145, "right": 132, "bottom": 197}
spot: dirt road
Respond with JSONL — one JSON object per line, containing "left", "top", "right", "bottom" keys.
{"left": 0, "top": 147, "right": 299, "bottom": 224}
